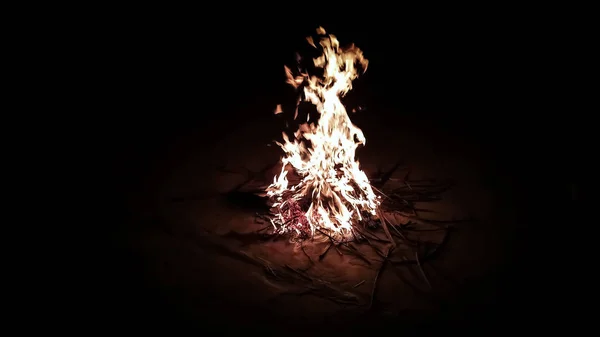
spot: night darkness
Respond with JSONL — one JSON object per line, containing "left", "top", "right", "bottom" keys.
{"left": 75, "top": 9, "right": 583, "bottom": 335}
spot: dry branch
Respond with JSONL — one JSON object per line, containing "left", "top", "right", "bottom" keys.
{"left": 415, "top": 249, "right": 432, "bottom": 289}
{"left": 376, "top": 209, "right": 395, "bottom": 246}
{"left": 353, "top": 280, "right": 366, "bottom": 288}
{"left": 368, "top": 245, "right": 393, "bottom": 310}
{"left": 300, "top": 241, "right": 314, "bottom": 265}
{"left": 319, "top": 242, "right": 334, "bottom": 261}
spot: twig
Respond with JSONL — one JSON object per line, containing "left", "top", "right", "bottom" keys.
{"left": 387, "top": 221, "right": 416, "bottom": 246}
{"left": 364, "top": 239, "right": 387, "bottom": 258}
{"left": 334, "top": 245, "right": 343, "bottom": 256}
{"left": 284, "top": 264, "right": 313, "bottom": 281}
{"left": 377, "top": 210, "right": 396, "bottom": 247}
{"left": 388, "top": 221, "right": 403, "bottom": 236}
{"left": 342, "top": 243, "right": 372, "bottom": 265}
{"left": 353, "top": 230, "right": 386, "bottom": 258}
{"left": 265, "top": 264, "right": 278, "bottom": 278}
{"left": 415, "top": 250, "right": 432, "bottom": 289}
{"left": 300, "top": 242, "right": 313, "bottom": 264}
{"left": 319, "top": 242, "right": 333, "bottom": 261}
{"left": 353, "top": 280, "right": 366, "bottom": 288}
{"left": 255, "top": 224, "right": 273, "bottom": 233}
{"left": 371, "top": 185, "right": 392, "bottom": 200}
{"left": 350, "top": 228, "right": 361, "bottom": 243}
{"left": 369, "top": 245, "right": 393, "bottom": 310}
{"left": 354, "top": 226, "right": 388, "bottom": 243}
{"left": 374, "top": 161, "right": 404, "bottom": 189}
{"left": 255, "top": 212, "right": 272, "bottom": 223}
{"left": 316, "top": 228, "right": 340, "bottom": 243}
{"left": 421, "top": 227, "right": 452, "bottom": 261}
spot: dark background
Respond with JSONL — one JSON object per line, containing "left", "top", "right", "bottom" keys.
{"left": 91, "top": 12, "right": 581, "bottom": 162}
{"left": 72, "top": 9, "right": 584, "bottom": 333}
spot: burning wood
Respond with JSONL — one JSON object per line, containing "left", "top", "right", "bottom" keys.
{"left": 266, "top": 27, "right": 379, "bottom": 240}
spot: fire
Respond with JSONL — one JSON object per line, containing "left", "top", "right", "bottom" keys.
{"left": 266, "top": 27, "right": 380, "bottom": 240}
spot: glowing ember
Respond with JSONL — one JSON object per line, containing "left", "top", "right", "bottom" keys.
{"left": 266, "top": 27, "right": 380, "bottom": 240}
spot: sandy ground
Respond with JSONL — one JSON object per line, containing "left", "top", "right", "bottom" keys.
{"left": 91, "top": 97, "right": 543, "bottom": 334}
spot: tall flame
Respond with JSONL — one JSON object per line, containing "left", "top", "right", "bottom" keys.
{"left": 267, "top": 27, "right": 380, "bottom": 239}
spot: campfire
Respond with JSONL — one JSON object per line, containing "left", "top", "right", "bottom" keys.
{"left": 184, "top": 27, "right": 463, "bottom": 310}
{"left": 209, "top": 27, "right": 460, "bottom": 305}
{"left": 266, "top": 27, "right": 380, "bottom": 240}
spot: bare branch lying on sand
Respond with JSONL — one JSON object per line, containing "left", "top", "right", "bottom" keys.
{"left": 353, "top": 280, "right": 366, "bottom": 288}
{"left": 415, "top": 248, "right": 432, "bottom": 289}
{"left": 319, "top": 241, "right": 334, "bottom": 261}
{"left": 369, "top": 245, "right": 393, "bottom": 310}
{"left": 371, "top": 161, "right": 406, "bottom": 189}
{"left": 300, "top": 241, "right": 314, "bottom": 265}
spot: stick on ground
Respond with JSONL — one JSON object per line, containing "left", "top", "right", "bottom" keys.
{"left": 415, "top": 249, "right": 432, "bottom": 289}
{"left": 368, "top": 245, "right": 393, "bottom": 310}
{"left": 319, "top": 242, "right": 333, "bottom": 261}
{"left": 300, "top": 241, "right": 314, "bottom": 264}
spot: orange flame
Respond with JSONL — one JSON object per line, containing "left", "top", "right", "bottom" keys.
{"left": 267, "top": 27, "right": 379, "bottom": 239}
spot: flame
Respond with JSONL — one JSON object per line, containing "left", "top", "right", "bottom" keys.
{"left": 266, "top": 27, "right": 380, "bottom": 240}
